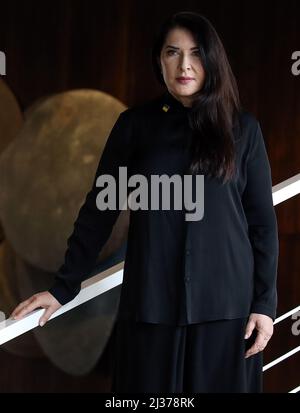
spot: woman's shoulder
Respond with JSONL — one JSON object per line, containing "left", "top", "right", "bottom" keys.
{"left": 233, "top": 108, "right": 261, "bottom": 144}
{"left": 234, "top": 109, "right": 267, "bottom": 158}
{"left": 236, "top": 108, "right": 260, "bottom": 132}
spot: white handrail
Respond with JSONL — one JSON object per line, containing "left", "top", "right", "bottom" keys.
{"left": 289, "top": 385, "right": 300, "bottom": 393}
{"left": 0, "top": 261, "right": 124, "bottom": 345}
{"left": 272, "top": 173, "right": 300, "bottom": 205}
{"left": 263, "top": 345, "right": 300, "bottom": 372}
{"left": 274, "top": 305, "right": 300, "bottom": 325}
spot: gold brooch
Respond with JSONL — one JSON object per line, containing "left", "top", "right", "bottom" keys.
{"left": 162, "top": 104, "right": 170, "bottom": 112}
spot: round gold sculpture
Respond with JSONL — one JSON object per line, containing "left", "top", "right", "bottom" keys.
{"left": 0, "top": 89, "right": 129, "bottom": 271}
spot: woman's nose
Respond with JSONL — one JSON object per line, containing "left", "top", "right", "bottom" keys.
{"left": 179, "top": 56, "right": 192, "bottom": 72}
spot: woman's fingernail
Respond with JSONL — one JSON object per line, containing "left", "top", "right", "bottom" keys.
{"left": 40, "top": 321, "right": 44, "bottom": 327}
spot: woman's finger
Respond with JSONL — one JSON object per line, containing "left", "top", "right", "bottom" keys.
{"left": 10, "top": 296, "right": 35, "bottom": 318}
{"left": 39, "top": 306, "right": 56, "bottom": 327}
{"left": 245, "top": 330, "right": 269, "bottom": 358}
{"left": 244, "top": 318, "right": 256, "bottom": 339}
{"left": 13, "top": 296, "right": 43, "bottom": 319}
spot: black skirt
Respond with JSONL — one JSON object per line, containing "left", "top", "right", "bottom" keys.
{"left": 111, "top": 317, "right": 263, "bottom": 393}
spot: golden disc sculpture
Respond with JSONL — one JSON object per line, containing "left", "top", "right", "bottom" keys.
{"left": 0, "top": 89, "right": 129, "bottom": 271}
{"left": 0, "top": 89, "right": 130, "bottom": 375}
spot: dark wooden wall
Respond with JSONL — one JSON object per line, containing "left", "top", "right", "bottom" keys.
{"left": 0, "top": 0, "right": 299, "bottom": 393}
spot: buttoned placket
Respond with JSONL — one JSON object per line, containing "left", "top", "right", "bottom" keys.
{"left": 162, "top": 93, "right": 194, "bottom": 324}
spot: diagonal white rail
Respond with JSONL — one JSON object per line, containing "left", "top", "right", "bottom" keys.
{"left": 274, "top": 305, "right": 300, "bottom": 325}
{"left": 272, "top": 173, "right": 300, "bottom": 205}
{"left": 289, "top": 385, "right": 300, "bottom": 393}
{"left": 263, "top": 343, "right": 300, "bottom": 372}
{"left": 0, "top": 261, "right": 124, "bottom": 345}
{"left": 0, "top": 172, "right": 300, "bottom": 390}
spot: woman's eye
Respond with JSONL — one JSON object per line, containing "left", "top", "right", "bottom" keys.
{"left": 166, "top": 50, "right": 200, "bottom": 57}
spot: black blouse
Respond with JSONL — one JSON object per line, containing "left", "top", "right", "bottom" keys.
{"left": 48, "top": 90, "right": 279, "bottom": 324}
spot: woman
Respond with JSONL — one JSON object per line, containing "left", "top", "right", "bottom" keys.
{"left": 10, "top": 11, "right": 279, "bottom": 393}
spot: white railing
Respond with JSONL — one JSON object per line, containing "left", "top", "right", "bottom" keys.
{"left": 289, "top": 385, "right": 300, "bottom": 393}
{"left": 272, "top": 173, "right": 300, "bottom": 205}
{"left": 0, "top": 261, "right": 124, "bottom": 344}
{"left": 1, "top": 172, "right": 300, "bottom": 391}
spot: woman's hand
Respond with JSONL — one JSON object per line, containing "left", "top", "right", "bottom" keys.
{"left": 244, "top": 313, "right": 274, "bottom": 358}
{"left": 9, "top": 292, "right": 62, "bottom": 327}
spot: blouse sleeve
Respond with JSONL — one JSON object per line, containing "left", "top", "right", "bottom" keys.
{"left": 48, "top": 109, "right": 135, "bottom": 305}
{"left": 242, "top": 120, "right": 279, "bottom": 321}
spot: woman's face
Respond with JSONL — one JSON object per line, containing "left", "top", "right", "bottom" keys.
{"left": 159, "top": 27, "right": 205, "bottom": 107}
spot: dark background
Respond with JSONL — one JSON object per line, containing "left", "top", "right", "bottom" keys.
{"left": 0, "top": 0, "right": 299, "bottom": 393}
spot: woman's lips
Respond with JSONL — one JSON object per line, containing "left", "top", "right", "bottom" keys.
{"left": 176, "top": 78, "right": 194, "bottom": 85}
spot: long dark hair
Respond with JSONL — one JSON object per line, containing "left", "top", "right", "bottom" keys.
{"left": 151, "top": 11, "right": 242, "bottom": 184}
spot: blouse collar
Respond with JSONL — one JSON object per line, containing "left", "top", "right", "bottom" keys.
{"left": 160, "top": 89, "right": 193, "bottom": 113}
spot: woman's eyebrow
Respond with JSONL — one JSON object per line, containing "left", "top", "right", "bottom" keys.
{"left": 165, "top": 45, "right": 199, "bottom": 50}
